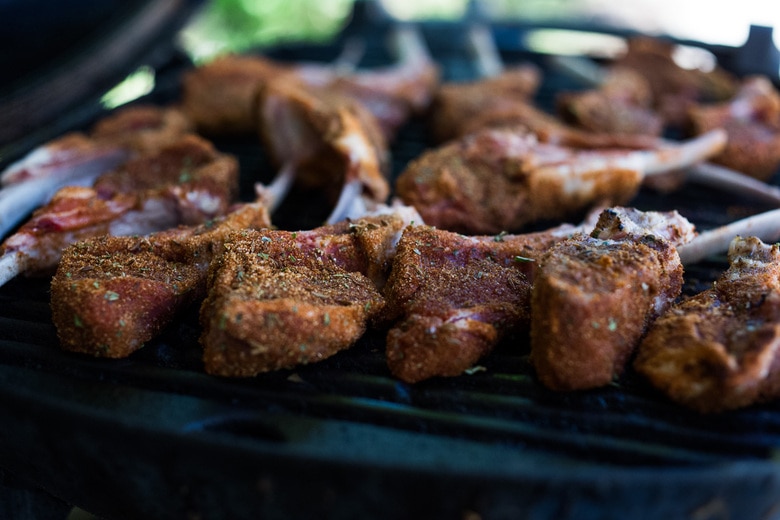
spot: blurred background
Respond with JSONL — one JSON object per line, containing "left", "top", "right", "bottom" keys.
{"left": 180, "top": 0, "right": 780, "bottom": 62}
{"left": 0, "top": 0, "right": 778, "bottom": 148}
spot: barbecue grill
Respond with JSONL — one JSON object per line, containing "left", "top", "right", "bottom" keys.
{"left": 3, "top": 1, "right": 780, "bottom": 519}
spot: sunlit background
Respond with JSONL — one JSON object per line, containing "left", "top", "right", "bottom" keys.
{"left": 100, "top": 0, "right": 780, "bottom": 109}
{"left": 179, "top": 0, "right": 780, "bottom": 63}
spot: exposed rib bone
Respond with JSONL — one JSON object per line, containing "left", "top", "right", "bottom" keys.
{"left": 685, "top": 162, "right": 780, "bottom": 206}
{"left": 640, "top": 129, "right": 726, "bottom": 176}
{"left": 254, "top": 163, "right": 297, "bottom": 213}
{"left": 678, "top": 208, "right": 780, "bottom": 265}
{"left": 0, "top": 251, "right": 21, "bottom": 287}
{"left": 0, "top": 151, "right": 125, "bottom": 239}
{"left": 326, "top": 179, "right": 365, "bottom": 224}
{"left": 550, "top": 53, "right": 780, "bottom": 204}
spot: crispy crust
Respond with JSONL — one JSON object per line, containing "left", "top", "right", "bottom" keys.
{"left": 384, "top": 225, "right": 536, "bottom": 382}
{"left": 635, "top": 237, "right": 780, "bottom": 413}
{"left": 200, "top": 231, "right": 385, "bottom": 376}
{"left": 531, "top": 234, "right": 683, "bottom": 390}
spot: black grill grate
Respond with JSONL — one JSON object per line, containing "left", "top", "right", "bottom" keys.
{"left": 2, "top": 8, "right": 780, "bottom": 520}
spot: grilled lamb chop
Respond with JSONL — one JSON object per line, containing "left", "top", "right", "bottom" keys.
{"left": 530, "top": 207, "right": 695, "bottom": 391}
{"left": 383, "top": 217, "right": 594, "bottom": 383}
{"left": 635, "top": 236, "right": 780, "bottom": 413}
{"left": 613, "top": 36, "right": 738, "bottom": 128}
{"left": 200, "top": 210, "right": 417, "bottom": 376}
{"left": 0, "top": 134, "right": 238, "bottom": 287}
{"left": 396, "top": 126, "right": 725, "bottom": 234}
{"left": 428, "top": 64, "right": 542, "bottom": 143}
{"left": 182, "top": 27, "right": 438, "bottom": 141}
{"left": 556, "top": 67, "right": 664, "bottom": 137}
{"left": 0, "top": 105, "right": 192, "bottom": 238}
{"left": 688, "top": 75, "right": 780, "bottom": 181}
{"left": 551, "top": 54, "right": 780, "bottom": 201}
{"left": 256, "top": 78, "right": 390, "bottom": 223}
{"left": 51, "top": 200, "right": 271, "bottom": 358}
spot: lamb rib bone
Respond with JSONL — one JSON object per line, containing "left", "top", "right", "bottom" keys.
{"left": 0, "top": 106, "right": 193, "bottom": 240}
{"left": 396, "top": 126, "right": 724, "bottom": 235}
{"left": 0, "top": 134, "right": 238, "bottom": 289}
{"left": 548, "top": 52, "right": 780, "bottom": 204}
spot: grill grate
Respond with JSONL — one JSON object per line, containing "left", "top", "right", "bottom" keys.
{"left": 2, "top": 9, "right": 780, "bottom": 520}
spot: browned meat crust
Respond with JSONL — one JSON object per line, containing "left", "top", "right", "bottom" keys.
{"left": 50, "top": 202, "right": 272, "bottom": 358}
{"left": 90, "top": 105, "right": 194, "bottom": 155}
{"left": 395, "top": 128, "right": 644, "bottom": 234}
{"left": 530, "top": 208, "right": 690, "bottom": 391}
{"left": 256, "top": 78, "right": 390, "bottom": 204}
{"left": 181, "top": 55, "right": 284, "bottom": 135}
{"left": 51, "top": 235, "right": 204, "bottom": 358}
{"left": 688, "top": 76, "right": 780, "bottom": 181}
{"left": 557, "top": 68, "right": 663, "bottom": 136}
{"left": 200, "top": 229, "right": 385, "bottom": 376}
{"left": 382, "top": 224, "right": 580, "bottom": 383}
{"left": 428, "top": 65, "right": 541, "bottom": 143}
{"left": 635, "top": 236, "right": 780, "bottom": 413}
{"left": 614, "top": 37, "right": 738, "bottom": 127}
{"left": 1, "top": 135, "right": 240, "bottom": 277}
{"left": 93, "top": 134, "right": 239, "bottom": 222}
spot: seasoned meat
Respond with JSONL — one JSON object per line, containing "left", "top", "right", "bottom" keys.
{"left": 181, "top": 54, "right": 284, "bottom": 135}
{"left": 689, "top": 76, "right": 780, "bottom": 180}
{"left": 383, "top": 219, "right": 589, "bottom": 383}
{"left": 614, "top": 36, "right": 737, "bottom": 127}
{"left": 635, "top": 236, "right": 780, "bottom": 413}
{"left": 1, "top": 104, "right": 192, "bottom": 188}
{"left": 51, "top": 201, "right": 272, "bottom": 358}
{"left": 256, "top": 78, "right": 390, "bottom": 207}
{"left": 396, "top": 127, "right": 724, "bottom": 234}
{"left": 0, "top": 134, "right": 238, "bottom": 282}
{"left": 557, "top": 68, "right": 664, "bottom": 136}
{"left": 428, "top": 65, "right": 542, "bottom": 143}
{"left": 182, "top": 28, "right": 439, "bottom": 141}
{"left": 530, "top": 208, "right": 693, "bottom": 391}
{"left": 200, "top": 229, "right": 386, "bottom": 376}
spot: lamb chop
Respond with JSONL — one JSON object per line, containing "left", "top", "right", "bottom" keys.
{"left": 395, "top": 126, "right": 725, "bottom": 234}
{"left": 181, "top": 26, "right": 439, "bottom": 141}
{"left": 529, "top": 199, "right": 780, "bottom": 393}
{"left": 0, "top": 134, "right": 238, "bottom": 287}
{"left": 0, "top": 105, "right": 192, "bottom": 238}
{"left": 612, "top": 36, "right": 738, "bottom": 128}
{"left": 256, "top": 77, "right": 391, "bottom": 223}
{"left": 427, "top": 28, "right": 659, "bottom": 149}
{"left": 383, "top": 215, "right": 597, "bottom": 383}
{"left": 50, "top": 196, "right": 418, "bottom": 362}
{"left": 635, "top": 236, "right": 780, "bottom": 413}
{"left": 51, "top": 200, "right": 271, "bottom": 358}
{"left": 427, "top": 64, "right": 543, "bottom": 143}
{"left": 199, "top": 209, "right": 419, "bottom": 377}
{"left": 688, "top": 75, "right": 780, "bottom": 181}
{"left": 556, "top": 67, "right": 664, "bottom": 137}
{"left": 530, "top": 207, "right": 695, "bottom": 391}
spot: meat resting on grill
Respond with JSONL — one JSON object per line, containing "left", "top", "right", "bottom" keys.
{"left": 688, "top": 75, "right": 780, "bottom": 181}
{"left": 50, "top": 201, "right": 271, "bottom": 358}
{"left": 427, "top": 65, "right": 541, "bottom": 143}
{"left": 530, "top": 207, "right": 695, "bottom": 391}
{"left": 0, "top": 134, "right": 238, "bottom": 287}
{"left": 635, "top": 236, "right": 780, "bottom": 413}
{"left": 199, "top": 212, "right": 415, "bottom": 376}
{"left": 256, "top": 77, "right": 390, "bottom": 222}
{"left": 181, "top": 27, "right": 439, "bottom": 141}
{"left": 395, "top": 126, "right": 725, "bottom": 235}
{"left": 556, "top": 67, "right": 664, "bottom": 137}
{"left": 382, "top": 219, "right": 590, "bottom": 383}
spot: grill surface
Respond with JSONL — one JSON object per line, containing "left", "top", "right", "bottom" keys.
{"left": 2, "top": 6, "right": 780, "bottom": 520}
